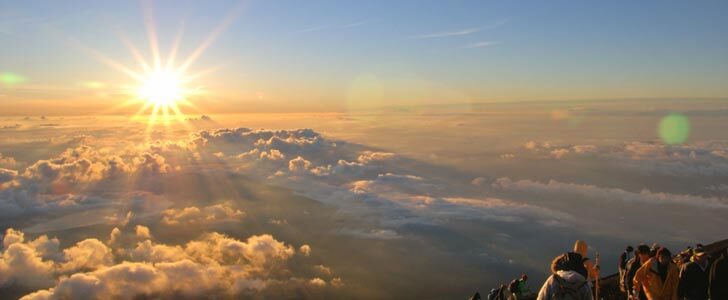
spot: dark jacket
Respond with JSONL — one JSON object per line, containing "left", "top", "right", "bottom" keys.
{"left": 710, "top": 253, "right": 728, "bottom": 300}
{"left": 621, "top": 257, "right": 647, "bottom": 300}
{"left": 678, "top": 260, "right": 711, "bottom": 300}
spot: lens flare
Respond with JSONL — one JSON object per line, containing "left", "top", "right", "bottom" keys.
{"left": 658, "top": 113, "right": 690, "bottom": 144}
{"left": 0, "top": 72, "right": 26, "bottom": 87}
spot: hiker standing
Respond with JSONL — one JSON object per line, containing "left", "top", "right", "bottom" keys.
{"left": 633, "top": 247, "right": 679, "bottom": 300}
{"left": 708, "top": 248, "right": 727, "bottom": 300}
{"left": 508, "top": 274, "right": 531, "bottom": 300}
{"left": 537, "top": 253, "right": 594, "bottom": 300}
{"left": 678, "top": 248, "right": 711, "bottom": 300}
{"left": 621, "top": 245, "right": 651, "bottom": 300}
{"left": 574, "top": 240, "right": 600, "bottom": 281}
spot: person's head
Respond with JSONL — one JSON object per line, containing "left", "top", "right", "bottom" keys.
{"left": 551, "top": 253, "right": 581, "bottom": 274}
{"left": 521, "top": 274, "right": 528, "bottom": 281}
{"left": 636, "top": 244, "right": 651, "bottom": 261}
{"left": 573, "top": 240, "right": 588, "bottom": 257}
{"left": 650, "top": 243, "right": 661, "bottom": 257}
{"left": 693, "top": 248, "right": 708, "bottom": 263}
{"left": 657, "top": 247, "right": 672, "bottom": 265}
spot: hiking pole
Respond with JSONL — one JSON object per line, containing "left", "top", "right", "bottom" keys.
{"left": 595, "top": 252, "right": 600, "bottom": 300}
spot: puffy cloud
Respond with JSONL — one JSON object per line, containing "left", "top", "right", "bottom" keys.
{"left": 135, "top": 225, "right": 152, "bottom": 240}
{"left": 22, "top": 146, "right": 131, "bottom": 192}
{"left": 492, "top": 177, "right": 728, "bottom": 209}
{"left": 549, "top": 148, "right": 569, "bottom": 159}
{"left": 1, "top": 227, "right": 326, "bottom": 299}
{"left": 308, "top": 277, "right": 326, "bottom": 287}
{"left": 0, "top": 153, "right": 18, "bottom": 168}
{"left": 58, "top": 239, "right": 113, "bottom": 273}
{"left": 0, "top": 168, "right": 18, "bottom": 187}
{"left": 299, "top": 244, "right": 311, "bottom": 256}
{"left": 313, "top": 264, "right": 332, "bottom": 275}
{"left": 356, "top": 151, "right": 395, "bottom": 164}
{"left": 288, "top": 156, "right": 313, "bottom": 174}
{"left": 0, "top": 230, "right": 56, "bottom": 288}
{"left": 161, "top": 203, "right": 244, "bottom": 226}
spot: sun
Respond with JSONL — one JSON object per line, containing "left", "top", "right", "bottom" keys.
{"left": 137, "top": 70, "right": 185, "bottom": 106}
{"left": 82, "top": 1, "right": 245, "bottom": 129}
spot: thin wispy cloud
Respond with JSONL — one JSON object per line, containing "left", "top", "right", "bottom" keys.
{"left": 463, "top": 41, "right": 501, "bottom": 49}
{"left": 412, "top": 27, "right": 480, "bottom": 39}
{"left": 297, "top": 20, "right": 374, "bottom": 34}
{"left": 343, "top": 20, "right": 374, "bottom": 28}
{"left": 296, "top": 25, "right": 329, "bottom": 33}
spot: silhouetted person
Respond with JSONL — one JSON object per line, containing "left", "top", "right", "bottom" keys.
{"left": 469, "top": 291, "right": 482, "bottom": 300}
{"left": 488, "top": 288, "right": 499, "bottom": 300}
{"left": 633, "top": 247, "right": 679, "bottom": 300}
{"left": 678, "top": 248, "right": 711, "bottom": 300}
{"left": 508, "top": 274, "right": 531, "bottom": 300}
{"left": 496, "top": 283, "right": 509, "bottom": 300}
{"left": 537, "top": 253, "right": 593, "bottom": 300}
{"left": 621, "top": 244, "right": 650, "bottom": 300}
{"left": 708, "top": 248, "right": 727, "bottom": 300}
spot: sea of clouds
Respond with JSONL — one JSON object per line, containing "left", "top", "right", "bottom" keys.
{"left": 2, "top": 103, "right": 728, "bottom": 298}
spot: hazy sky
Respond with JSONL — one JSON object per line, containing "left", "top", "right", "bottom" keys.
{"left": 2, "top": 0, "right": 728, "bottom": 114}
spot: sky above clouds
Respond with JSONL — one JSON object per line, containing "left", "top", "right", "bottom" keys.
{"left": 1, "top": 0, "right": 728, "bottom": 114}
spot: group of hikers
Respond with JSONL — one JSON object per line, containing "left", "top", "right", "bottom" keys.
{"left": 618, "top": 242, "right": 726, "bottom": 300}
{"left": 470, "top": 240, "right": 728, "bottom": 300}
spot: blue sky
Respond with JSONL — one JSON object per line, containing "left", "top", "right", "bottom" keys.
{"left": 1, "top": 0, "right": 728, "bottom": 112}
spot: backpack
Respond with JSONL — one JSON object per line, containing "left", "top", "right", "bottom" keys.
{"left": 552, "top": 274, "right": 587, "bottom": 300}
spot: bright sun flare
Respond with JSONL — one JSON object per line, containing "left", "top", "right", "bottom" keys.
{"left": 137, "top": 71, "right": 184, "bottom": 106}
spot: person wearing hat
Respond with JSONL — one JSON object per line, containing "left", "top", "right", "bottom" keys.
{"left": 678, "top": 247, "right": 711, "bottom": 300}
{"left": 633, "top": 247, "right": 679, "bottom": 300}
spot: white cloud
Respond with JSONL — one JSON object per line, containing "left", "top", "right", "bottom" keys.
{"left": 412, "top": 27, "right": 480, "bottom": 39}
{"left": 492, "top": 177, "right": 728, "bottom": 209}
{"left": 1, "top": 227, "right": 328, "bottom": 299}
{"left": 299, "top": 244, "right": 311, "bottom": 256}
{"left": 161, "top": 203, "right": 244, "bottom": 226}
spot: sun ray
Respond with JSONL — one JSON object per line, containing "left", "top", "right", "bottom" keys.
{"left": 176, "top": 1, "right": 246, "bottom": 74}
{"left": 77, "top": 45, "right": 145, "bottom": 81}
{"left": 117, "top": 32, "right": 153, "bottom": 74}
{"left": 166, "top": 23, "right": 186, "bottom": 70}
{"left": 141, "top": 0, "right": 162, "bottom": 70}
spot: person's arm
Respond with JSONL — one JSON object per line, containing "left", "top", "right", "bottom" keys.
{"left": 584, "top": 259, "right": 599, "bottom": 280}
{"left": 633, "top": 264, "right": 646, "bottom": 298}
{"left": 536, "top": 276, "right": 552, "bottom": 300}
